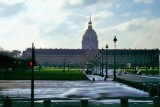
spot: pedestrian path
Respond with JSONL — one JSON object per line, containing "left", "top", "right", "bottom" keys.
{"left": 117, "top": 74, "right": 160, "bottom": 83}
{"left": 86, "top": 74, "right": 105, "bottom": 81}
{"left": 86, "top": 74, "right": 116, "bottom": 83}
{"left": 140, "top": 75, "right": 160, "bottom": 79}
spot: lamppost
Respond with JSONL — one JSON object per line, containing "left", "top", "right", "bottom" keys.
{"left": 98, "top": 53, "right": 101, "bottom": 76}
{"left": 91, "top": 61, "right": 94, "bottom": 74}
{"left": 86, "top": 62, "right": 89, "bottom": 73}
{"left": 68, "top": 62, "right": 70, "bottom": 71}
{"left": 97, "top": 53, "right": 101, "bottom": 76}
{"left": 113, "top": 36, "right": 117, "bottom": 81}
{"left": 95, "top": 55, "right": 98, "bottom": 75}
{"left": 101, "top": 48, "right": 104, "bottom": 77}
{"left": 92, "top": 59, "right": 95, "bottom": 75}
{"left": 88, "top": 62, "right": 91, "bottom": 74}
{"left": 39, "top": 63, "right": 41, "bottom": 72}
{"left": 31, "top": 43, "right": 35, "bottom": 107}
{"left": 63, "top": 60, "right": 65, "bottom": 74}
{"left": 105, "top": 44, "right": 108, "bottom": 79}
{"left": 93, "top": 58, "right": 95, "bottom": 75}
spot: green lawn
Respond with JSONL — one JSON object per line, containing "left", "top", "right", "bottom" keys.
{"left": 119, "top": 68, "right": 159, "bottom": 75}
{"left": 0, "top": 68, "right": 89, "bottom": 80}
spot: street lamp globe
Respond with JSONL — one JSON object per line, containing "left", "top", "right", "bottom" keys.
{"left": 106, "top": 44, "right": 108, "bottom": 49}
{"left": 113, "top": 36, "right": 117, "bottom": 43}
{"left": 105, "top": 44, "right": 109, "bottom": 80}
{"left": 101, "top": 48, "right": 104, "bottom": 77}
{"left": 113, "top": 36, "right": 117, "bottom": 81}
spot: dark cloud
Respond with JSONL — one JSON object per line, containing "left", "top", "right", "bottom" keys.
{"left": 0, "top": 2, "right": 25, "bottom": 17}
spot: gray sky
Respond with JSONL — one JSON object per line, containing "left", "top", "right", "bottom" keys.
{"left": 0, "top": 0, "right": 160, "bottom": 51}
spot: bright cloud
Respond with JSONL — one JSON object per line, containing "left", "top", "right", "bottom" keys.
{"left": 95, "top": 11, "right": 114, "bottom": 19}
{"left": 112, "top": 18, "right": 148, "bottom": 32}
{"left": 68, "top": 0, "right": 83, "bottom": 6}
{"left": 106, "top": 18, "right": 160, "bottom": 49}
{"left": 0, "top": 0, "right": 159, "bottom": 52}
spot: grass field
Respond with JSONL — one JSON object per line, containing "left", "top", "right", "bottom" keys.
{"left": 0, "top": 68, "right": 89, "bottom": 80}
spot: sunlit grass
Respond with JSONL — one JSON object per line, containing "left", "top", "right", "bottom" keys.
{"left": 0, "top": 68, "right": 89, "bottom": 80}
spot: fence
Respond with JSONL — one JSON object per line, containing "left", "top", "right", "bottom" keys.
{"left": 1, "top": 97, "right": 160, "bottom": 107}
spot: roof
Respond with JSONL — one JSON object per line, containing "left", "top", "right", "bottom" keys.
{"left": 23, "top": 48, "right": 89, "bottom": 56}
{"left": 22, "top": 48, "right": 159, "bottom": 56}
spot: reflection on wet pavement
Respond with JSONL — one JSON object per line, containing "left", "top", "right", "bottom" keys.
{"left": 0, "top": 79, "right": 149, "bottom": 99}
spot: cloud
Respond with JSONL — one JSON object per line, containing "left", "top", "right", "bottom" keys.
{"left": 108, "top": 18, "right": 160, "bottom": 49}
{"left": 122, "top": 12, "right": 131, "bottom": 17}
{"left": 68, "top": 0, "right": 83, "bottom": 6}
{"left": 133, "top": 0, "right": 154, "bottom": 4}
{"left": 0, "top": 0, "right": 159, "bottom": 51}
{"left": 133, "top": 18, "right": 160, "bottom": 49}
{"left": 95, "top": 11, "right": 114, "bottom": 19}
{"left": 0, "top": 0, "right": 71, "bottom": 51}
{"left": 67, "top": 0, "right": 98, "bottom": 7}
{"left": 0, "top": 2, "right": 25, "bottom": 17}
{"left": 0, "top": 0, "right": 24, "bottom": 5}
{"left": 94, "top": 17, "right": 160, "bottom": 49}
{"left": 112, "top": 18, "right": 148, "bottom": 32}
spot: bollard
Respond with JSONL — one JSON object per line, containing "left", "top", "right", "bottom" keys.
{"left": 149, "top": 85, "right": 154, "bottom": 97}
{"left": 120, "top": 98, "right": 128, "bottom": 107}
{"left": 153, "top": 96, "right": 160, "bottom": 107}
{"left": 149, "top": 84, "right": 157, "bottom": 97}
{"left": 4, "top": 96, "right": 12, "bottom": 107}
{"left": 81, "top": 100, "right": 88, "bottom": 107}
{"left": 147, "top": 83, "right": 152, "bottom": 94}
{"left": 138, "top": 83, "right": 143, "bottom": 90}
{"left": 158, "top": 84, "right": 160, "bottom": 96}
{"left": 143, "top": 83, "right": 147, "bottom": 92}
{"left": 131, "top": 82, "right": 136, "bottom": 88}
{"left": 43, "top": 100, "right": 51, "bottom": 107}
{"left": 154, "top": 85, "right": 159, "bottom": 96}
{"left": 92, "top": 78, "right": 95, "bottom": 81}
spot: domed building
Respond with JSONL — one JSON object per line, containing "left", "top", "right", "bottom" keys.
{"left": 22, "top": 17, "right": 159, "bottom": 69}
{"left": 82, "top": 17, "right": 98, "bottom": 49}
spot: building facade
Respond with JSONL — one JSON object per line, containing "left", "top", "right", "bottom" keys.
{"left": 92, "top": 49, "right": 159, "bottom": 69}
{"left": 22, "top": 18, "right": 159, "bottom": 68}
{"left": 22, "top": 48, "right": 98, "bottom": 68}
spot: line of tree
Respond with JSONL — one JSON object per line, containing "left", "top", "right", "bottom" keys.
{"left": 0, "top": 52, "right": 31, "bottom": 72}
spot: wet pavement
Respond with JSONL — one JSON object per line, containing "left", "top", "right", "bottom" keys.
{"left": 0, "top": 75, "right": 149, "bottom": 99}
{"left": 117, "top": 74, "right": 160, "bottom": 83}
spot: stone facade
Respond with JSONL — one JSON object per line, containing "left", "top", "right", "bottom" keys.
{"left": 22, "top": 48, "right": 98, "bottom": 68}
{"left": 96, "top": 49, "right": 159, "bottom": 69}
{"left": 22, "top": 18, "right": 159, "bottom": 68}
{"left": 22, "top": 48, "right": 159, "bottom": 68}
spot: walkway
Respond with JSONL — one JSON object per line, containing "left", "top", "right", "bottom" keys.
{"left": 86, "top": 74, "right": 116, "bottom": 82}
{"left": 117, "top": 74, "right": 160, "bottom": 83}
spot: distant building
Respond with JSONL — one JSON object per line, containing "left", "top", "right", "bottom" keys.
{"left": 105, "top": 49, "right": 159, "bottom": 69}
{"left": 22, "top": 17, "right": 159, "bottom": 68}
{"left": 82, "top": 16, "right": 98, "bottom": 49}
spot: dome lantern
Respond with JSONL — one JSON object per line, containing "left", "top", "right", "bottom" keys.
{"left": 82, "top": 16, "right": 98, "bottom": 49}
{"left": 88, "top": 15, "right": 92, "bottom": 29}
